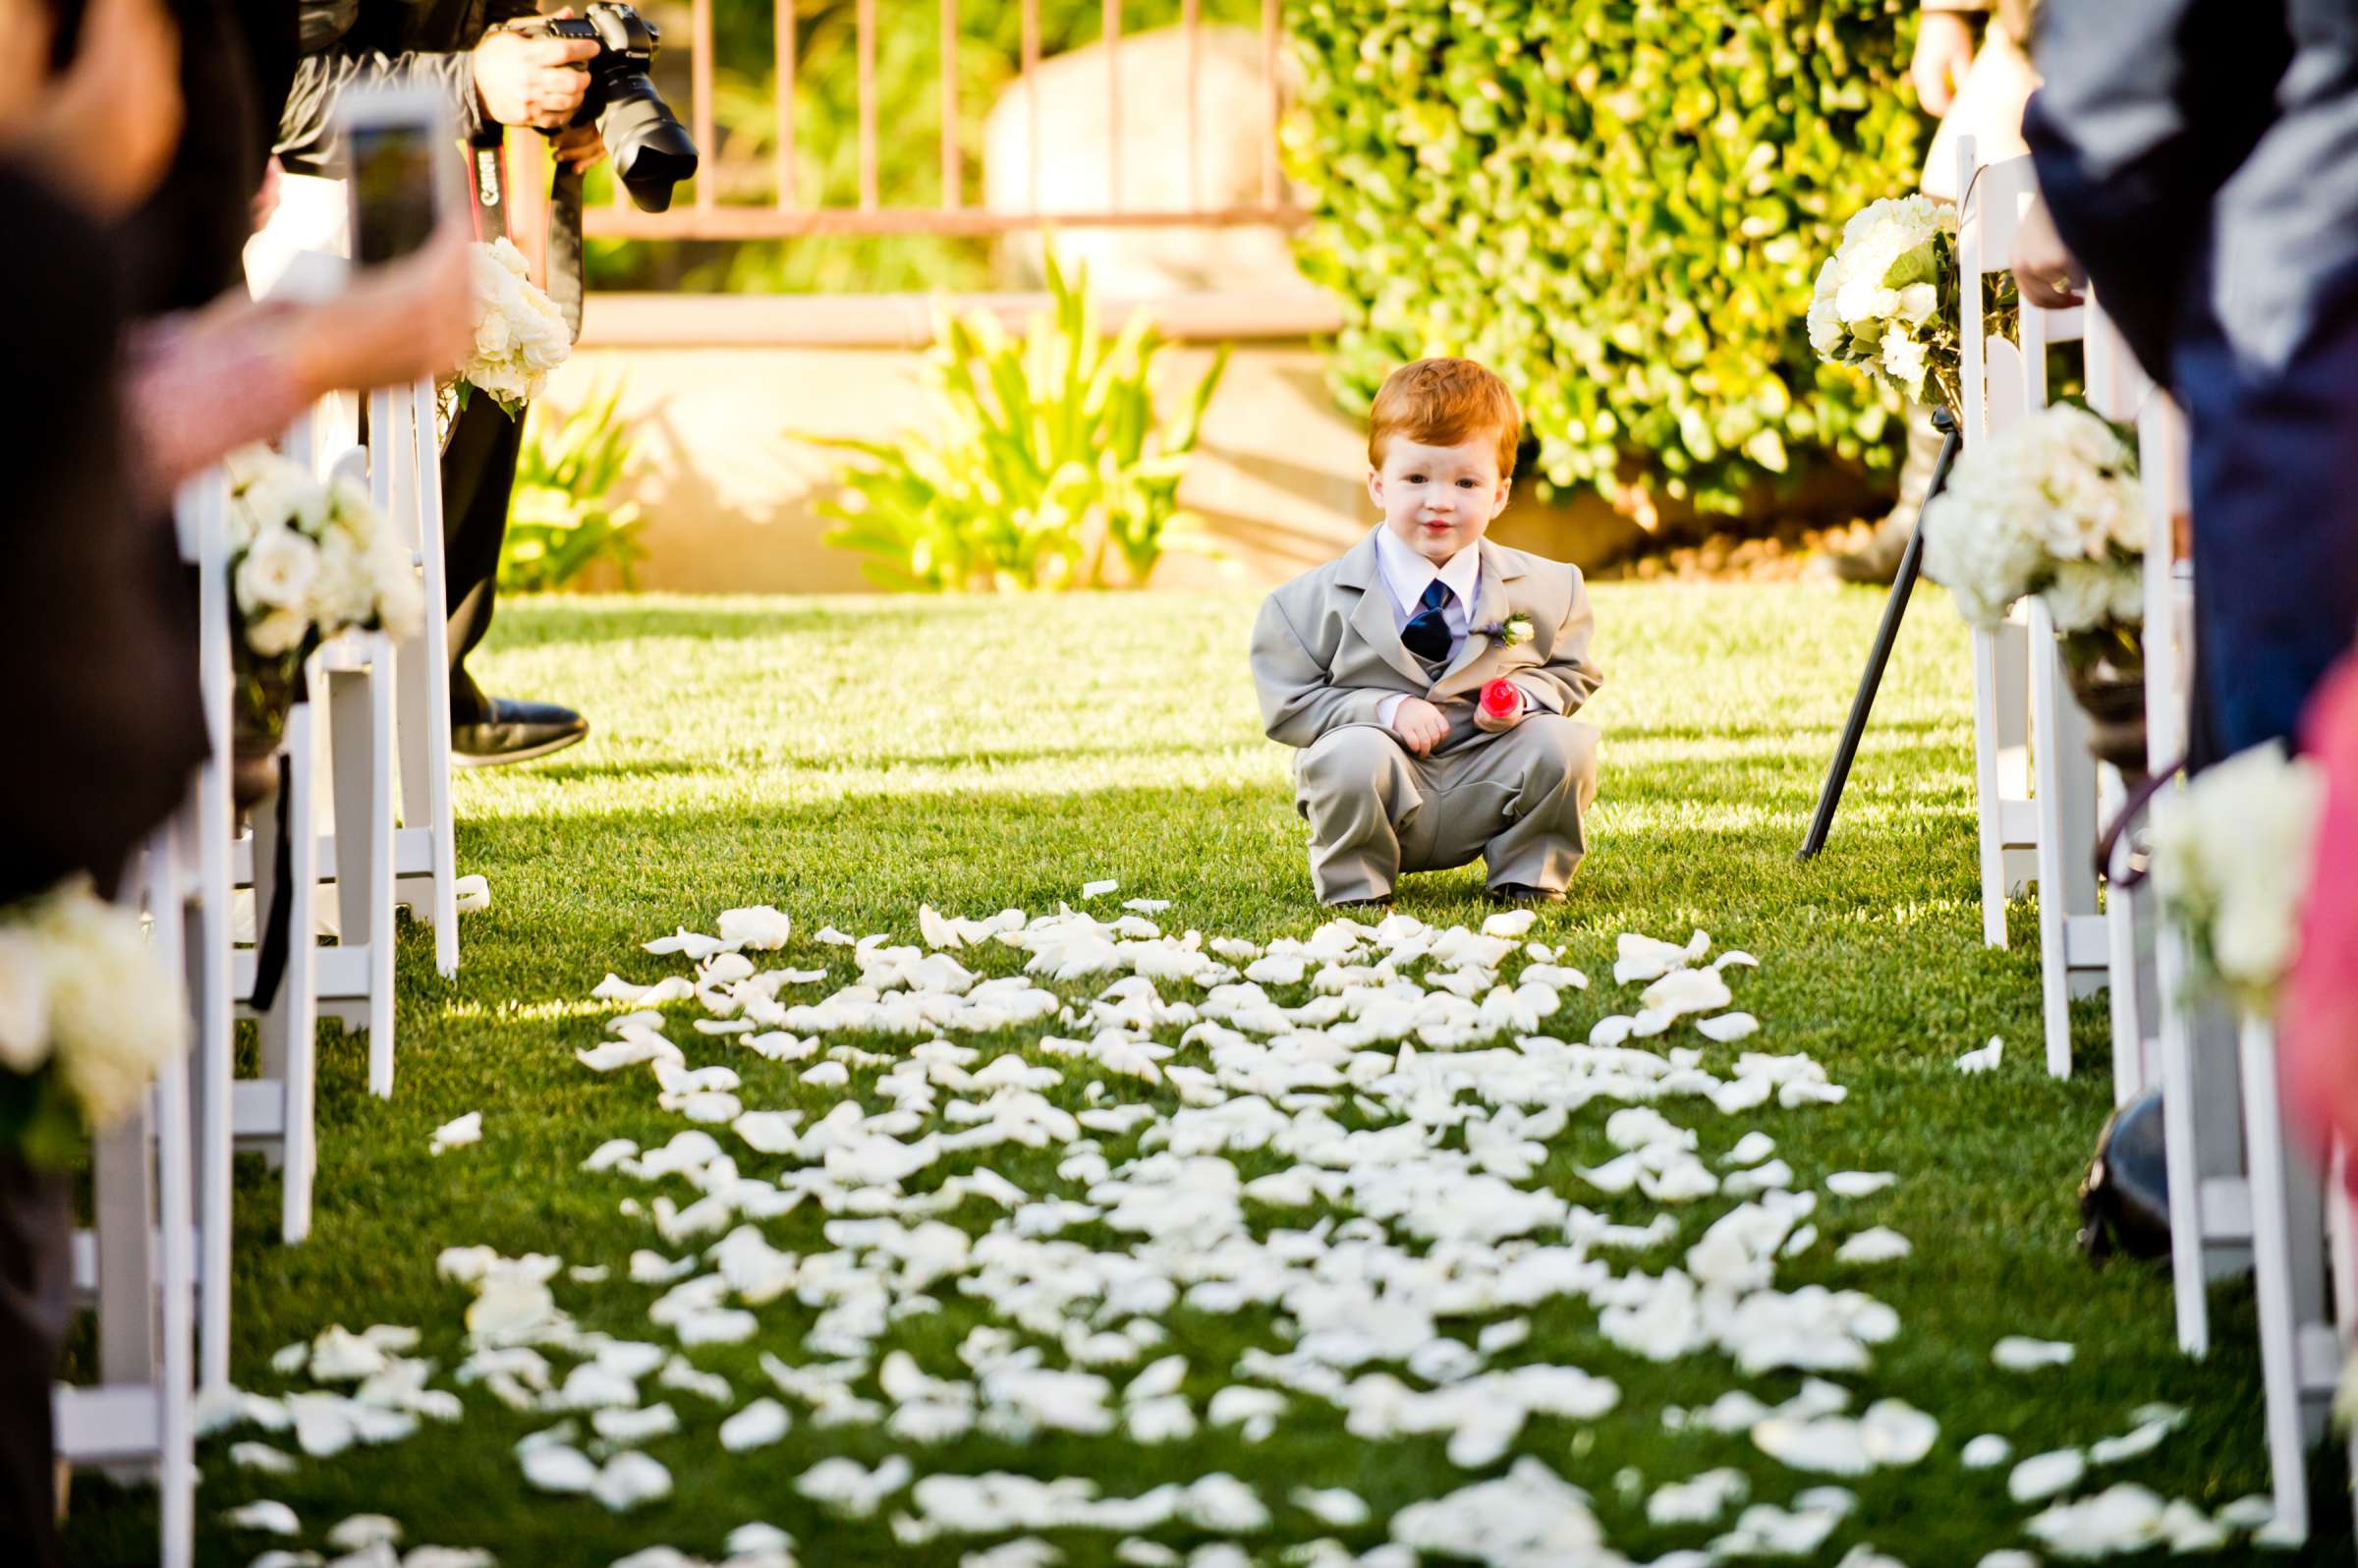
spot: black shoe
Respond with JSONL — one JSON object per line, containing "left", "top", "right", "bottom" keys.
{"left": 452, "top": 698, "right": 589, "bottom": 767}
{"left": 1325, "top": 895, "right": 1393, "bottom": 912}
{"left": 1488, "top": 883, "right": 1565, "bottom": 907}
{"left": 1828, "top": 518, "right": 1910, "bottom": 585}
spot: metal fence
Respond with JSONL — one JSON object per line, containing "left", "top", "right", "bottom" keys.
{"left": 584, "top": 0, "right": 1295, "bottom": 240}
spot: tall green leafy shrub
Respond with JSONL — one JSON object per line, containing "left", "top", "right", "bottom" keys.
{"left": 807, "top": 257, "right": 1229, "bottom": 591}
{"left": 1285, "top": 0, "right": 1930, "bottom": 513}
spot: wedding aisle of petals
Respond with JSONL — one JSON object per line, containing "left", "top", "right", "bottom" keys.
{"left": 84, "top": 588, "right": 2306, "bottom": 1566}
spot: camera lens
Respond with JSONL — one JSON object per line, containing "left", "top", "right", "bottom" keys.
{"left": 599, "top": 78, "right": 700, "bottom": 213}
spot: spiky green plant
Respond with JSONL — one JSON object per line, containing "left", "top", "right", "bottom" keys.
{"left": 500, "top": 382, "right": 646, "bottom": 593}
{"left": 806, "top": 255, "right": 1230, "bottom": 591}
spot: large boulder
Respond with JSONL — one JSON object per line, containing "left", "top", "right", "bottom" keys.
{"left": 982, "top": 25, "right": 1305, "bottom": 296}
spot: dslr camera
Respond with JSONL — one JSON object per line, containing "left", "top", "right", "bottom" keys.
{"left": 510, "top": 2, "right": 699, "bottom": 212}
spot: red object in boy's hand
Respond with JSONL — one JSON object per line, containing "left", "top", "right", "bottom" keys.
{"left": 1481, "top": 678, "right": 1522, "bottom": 719}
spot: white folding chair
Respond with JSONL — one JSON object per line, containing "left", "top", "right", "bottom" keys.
{"left": 2138, "top": 394, "right": 2259, "bottom": 1356}
{"left": 375, "top": 377, "right": 461, "bottom": 987}
{"left": 2236, "top": 1015, "right": 2338, "bottom": 1542}
{"left": 2019, "top": 293, "right": 2109, "bottom": 1080}
{"left": 212, "top": 425, "right": 370, "bottom": 1260}
{"left": 253, "top": 225, "right": 464, "bottom": 980}
{"left": 1958, "top": 143, "right": 2109, "bottom": 1076}
{"left": 2324, "top": 1148, "right": 2358, "bottom": 1542}
{"left": 228, "top": 413, "right": 417, "bottom": 1111}
{"left": 233, "top": 657, "right": 325, "bottom": 1245}
{"left": 2082, "top": 303, "right": 2160, "bottom": 1104}
{"left": 55, "top": 820, "right": 198, "bottom": 1568}
{"left": 1956, "top": 138, "right": 2043, "bottom": 952}
{"left": 166, "top": 470, "right": 238, "bottom": 1401}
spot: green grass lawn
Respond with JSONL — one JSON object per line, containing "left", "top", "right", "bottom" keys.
{"left": 69, "top": 583, "right": 2319, "bottom": 1565}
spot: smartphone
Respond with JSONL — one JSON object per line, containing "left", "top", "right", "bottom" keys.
{"left": 333, "top": 85, "right": 462, "bottom": 266}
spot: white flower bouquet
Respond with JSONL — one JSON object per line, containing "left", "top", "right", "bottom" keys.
{"left": 224, "top": 446, "right": 424, "bottom": 745}
{"left": 0, "top": 877, "right": 187, "bottom": 1164}
{"left": 1920, "top": 403, "right": 2145, "bottom": 636}
{"left": 1808, "top": 196, "right": 1979, "bottom": 413}
{"left": 453, "top": 237, "right": 571, "bottom": 417}
{"left": 2151, "top": 743, "right": 2326, "bottom": 1013}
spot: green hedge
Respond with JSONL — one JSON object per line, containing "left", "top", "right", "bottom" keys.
{"left": 1285, "top": 0, "right": 1930, "bottom": 512}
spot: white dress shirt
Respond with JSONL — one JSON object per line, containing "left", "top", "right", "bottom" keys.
{"left": 1370, "top": 527, "right": 1520, "bottom": 728}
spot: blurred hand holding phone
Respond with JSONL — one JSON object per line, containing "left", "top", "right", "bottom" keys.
{"left": 278, "top": 84, "right": 475, "bottom": 390}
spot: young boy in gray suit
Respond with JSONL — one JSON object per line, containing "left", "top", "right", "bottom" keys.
{"left": 1250, "top": 358, "right": 1603, "bottom": 909}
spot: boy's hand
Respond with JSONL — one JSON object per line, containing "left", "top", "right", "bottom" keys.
{"left": 1390, "top": 698, "right": 1449, "bottom": 757}
{"left": 1474, "top": 688, "right": 1528, "bottom": 736}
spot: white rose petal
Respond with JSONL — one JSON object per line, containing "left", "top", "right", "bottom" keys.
{"left": 224, "top": 1500, "right": 304, "bottom": 1535}
{"left": 1962, "top": 1433, "right": 2012, "bottom": 1470}
{"left": 720, "top": 1398, "right": 792, "bottom": 1451}
{"left": 1993, "top": 1336, "right": 2075, "bottom": 1371}
{"left": 429, "top": 1112, "right": 482, "bottom": 1155}
{"left": 325, "top": 1515, "right": 402, "bottom": 1550}
{"left": 2009, "top": 1447, "right": 2088, "bottom": 1503}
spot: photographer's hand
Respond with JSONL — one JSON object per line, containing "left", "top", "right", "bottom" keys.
{"left": 552, "top": 123, "right": 607, "bottom": 173}
{"left": 472, "top": 28, "right": 599, "bottom": 130}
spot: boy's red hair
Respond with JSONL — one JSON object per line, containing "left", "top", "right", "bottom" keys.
{"left": 1368, "top": 358, "right": 1521, "bottom": 477}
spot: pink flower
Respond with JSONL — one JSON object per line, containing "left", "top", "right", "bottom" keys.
{"left": 2286, "top": 654, "right": 2358, "bottom": 1182}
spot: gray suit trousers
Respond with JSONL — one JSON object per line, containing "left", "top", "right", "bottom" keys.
{"left": 1294, "top": 716, "right": 1600, "bottom": 905}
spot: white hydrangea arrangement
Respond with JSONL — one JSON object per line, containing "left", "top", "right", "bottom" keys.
{"left": 225, "top": 446, "right": 425, "bottom": 731}
{"left": 1919, "top": 403, "right": 2145, "bottom": 637}
{"left": 0, "top": 877, "right": 187, "bottom": 1164}
{"left": 454, "top": 237, "right": 571, "bottom": 416}
{"left": 1808, "top": 196, "right": 1966, "bottom": 412}
{"left": 2151, "top": 743, "right": 2326, "bottom": 1012}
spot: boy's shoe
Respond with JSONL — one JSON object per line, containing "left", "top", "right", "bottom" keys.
{"left": 1488, "top": 883, "right": 1565, "bottom": 907}
{"left": 1325, "top": 896, "right": 1393, "bottom": 911}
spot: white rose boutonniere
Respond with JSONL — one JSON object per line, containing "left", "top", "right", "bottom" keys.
{"left": 1475, "top": 612, "right": 1536, "bottom": 651}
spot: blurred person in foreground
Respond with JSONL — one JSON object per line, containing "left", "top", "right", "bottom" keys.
{"left": 0, "top": 3, "right": 469, "bottom": 1557}
{"left": 2022, "top": 0, "right": 2354, "bottom": 756}
{"left": 273, "top": 0, "right": 612, "bottom": 766}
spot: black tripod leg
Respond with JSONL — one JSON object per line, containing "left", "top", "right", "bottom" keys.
{"left": 1797, "top": 416, "right": 1962, "bottom": 861}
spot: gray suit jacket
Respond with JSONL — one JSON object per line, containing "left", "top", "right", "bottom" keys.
{"left": 1251, "top": 530, "right": 1603, "bottom": 757}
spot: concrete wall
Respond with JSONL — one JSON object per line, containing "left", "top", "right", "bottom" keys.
{"left": 542, "top": 295, "right": 1651, "bottom": 594}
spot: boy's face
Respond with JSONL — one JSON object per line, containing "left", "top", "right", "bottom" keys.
{"left": 1368, "top": 435, "right": 1512, "bottom": 568}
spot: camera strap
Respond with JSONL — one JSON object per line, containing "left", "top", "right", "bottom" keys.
{"left": 466, "top": 126, "right": 586, "bottom": 344}
{"left": 465, "top": 126, "right": 515, "bottom": 246}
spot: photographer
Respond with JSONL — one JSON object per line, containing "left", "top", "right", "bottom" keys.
{"left": 277, "top": 0, "right": 604, "bottom": 766}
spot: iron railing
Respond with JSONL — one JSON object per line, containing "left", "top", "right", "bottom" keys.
{"left": 584, "top": 0, "right": 1295, "bottom": 240}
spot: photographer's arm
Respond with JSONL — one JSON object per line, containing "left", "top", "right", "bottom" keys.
{"left": 277, "top": 3, "right": 594, "bottom": 171}
{"left": 279, "top": 47, "right": 484, "bottom": 171}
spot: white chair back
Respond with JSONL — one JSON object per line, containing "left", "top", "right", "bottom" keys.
{"left": 1959, "top": 140, "right": 2108, "bottom": 1077}
{"left": 1955, "top": 137, "right": 2043, "bottom": 953}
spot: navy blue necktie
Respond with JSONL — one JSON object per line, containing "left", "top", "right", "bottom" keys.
{"left": 1402, "top": 579, "right": 1453, "bottom": 664}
